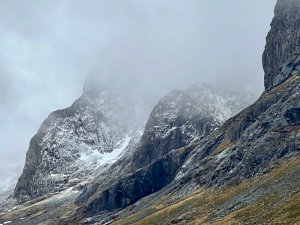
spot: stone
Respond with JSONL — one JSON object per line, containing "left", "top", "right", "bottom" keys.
{"left": 263, "top": 0, "right": 300, "bottom": 90}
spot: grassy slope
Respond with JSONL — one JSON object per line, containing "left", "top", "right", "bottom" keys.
{"left": 112, "top": 156, "right": 300, "bottom": 225}
{"left": 0, "top": 189, "right": 80, "bottom": 225}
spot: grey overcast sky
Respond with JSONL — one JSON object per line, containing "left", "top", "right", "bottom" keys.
{"left": 0, "top": 0, "right": 276, "bottom": 191}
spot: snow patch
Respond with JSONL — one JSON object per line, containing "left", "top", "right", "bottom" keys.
{"left": 79, "top": 136, "right": 132, "bottom": 166}
{"left": 162, "top": 127, "right": 177, "bottom": 138}
{"left": 50, "top": 174, "right": 67, "bottom": 178}
{"left": 100, "top": 135, "right": 132, "bottom": 164}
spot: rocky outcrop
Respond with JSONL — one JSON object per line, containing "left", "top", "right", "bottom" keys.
{"left": 3, "top": 1, "right": 300, "bottom": 224}
{"left": 77, "top": 0, "right": 300, "bottom": 223}
{"left": 83, "top": 150, "right": 189, "bottom": 215}
{"left": 108, "top": 62, "right": 300, "bottom": 225}
{"left": 13, "top": 76, "right": 253, "bottom": 206}
{"left": 263, "top": 0, "right": 300, "bottom": 90}
{"left": 78, "top": 73, "right": 300, "bottom": 223}
{"left": 131, "top": 84, "right": 253, "bottom": 170}
{"left": 131, "top": 89, "right": 215, "bottom": 170}
{"left": 76, "top": 84, "right": 254, "bottom": 215}
{"left": 177, "top": 75, "right": 300, "bottom": 191}
{"left": 14, "top": 82, "right": 145, "bottom": 204}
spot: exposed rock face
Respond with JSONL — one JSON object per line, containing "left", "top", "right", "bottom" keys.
{"left": 14, "top": 83, "right": 145, "bottom": 204}
{"left": 131, "top": 84, "right": 254, "bottom": 170}
{"left": 76, "top": 1, "right": 300, "bottom": 223}
{"left": 13, "top": 79, "right": 253, "bottom": 206}
{"left": 83, "top": 151, "right": 189, "bottom": 215}
{"left": 109, "top": 69, "right": 300, "bottom": 225}
{"left": 177, "top": 75, "right": 300, "bottom": 191}
{"left": 3, "top": 1, "right": 300, "bottom": 224}
{"left": 263, "top": 0, "right": 300, "bottom": 90}
{"left": 76, "top": 84, "right": 254, "bottom": 215}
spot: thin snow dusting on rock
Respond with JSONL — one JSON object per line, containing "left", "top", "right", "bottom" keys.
{"left": 13, "top": 80, "right": 254, "bottom": 205}
{"left": 79, "top": 135, "right": 132, "bottom": 166}
{"left": 13, "top": 83, "right": 147, "bottom": 203}
{"left": 187, "top": 83, "right": 255, "bottom": 124}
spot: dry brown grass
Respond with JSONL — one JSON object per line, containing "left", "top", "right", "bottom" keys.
{"left": 112, "top": 156, "right": 300, "bottom": 225}
{"left": 213, "top": 140, "right": 235, "bottom": 155}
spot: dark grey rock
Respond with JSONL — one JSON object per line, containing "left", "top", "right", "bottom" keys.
{"left": 263, "top": 0, "right": 300, "bottom": 90}
{"left": 13, "top": 84, "right": 145, "bottom": 204}
{"left": 78, "top": 0, "right": 300, "bottom": 222}
{"left": 76, "top": 84, "right": 253, "bottom": 215}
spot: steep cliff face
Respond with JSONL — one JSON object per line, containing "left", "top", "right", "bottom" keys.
{"left": 115, "top": 67, "right": 300, "bottom": 225}
{"left": 5, "top": 1, "right": 300, "bottom": 224}
{"left": 263, "top": 0, "right": 300, "bottom": 90}
{"left": 13, "top": 78, "right": 253, "bottom": 206}
{"left": 178, "top": 76, "right": 300, "bottom": 190}
{"left": 79, "top": 76, "right": 300, "bottom": 223}
{"left": 74, "top": 1, "right": 300, "bottom": 223}
{"left": 76, "top": 84, "right": 254, "bottom": 216}
{"left": 14, "top": 83, "right": 145, "bottom": 204}
{"left": 173, "top": 0, "right": 300, "bottom": 202}
{"left": 131, "top": 84, "right": 253, "bottom": 170}
{"left": 96, "top": 1, "right": 300, "bottom": 223}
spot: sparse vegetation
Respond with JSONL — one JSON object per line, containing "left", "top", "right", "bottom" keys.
{"left": 213, "top": 140, "right": 235, "bottom": 155}
{"left": 112, "top": 157, "right": 300, "bottom": 225}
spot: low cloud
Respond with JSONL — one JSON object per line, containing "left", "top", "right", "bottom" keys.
{"left": 0, "top": 0, "right": 276, "bottom": 191}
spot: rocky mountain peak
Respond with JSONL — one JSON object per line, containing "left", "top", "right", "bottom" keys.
{"left": 132, "top": 84, "right": 255, "bottom": 169}
{"left": 13, "top": 77, "right": 146, "bottom": 204}
{"left": 74, "top": 83, "right": 255, "bottom": 216}
{"left": 3, "top": 1, "right": 300, "bottom": 224}
{"left": 263, "top": 0, "right": 300, "bottom": 90}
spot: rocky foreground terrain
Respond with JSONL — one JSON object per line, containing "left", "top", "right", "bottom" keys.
{"left": 1, "top": 0, "right": 300, "bottom": 224}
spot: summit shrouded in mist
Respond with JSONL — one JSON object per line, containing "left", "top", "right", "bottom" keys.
{"left": 0, "top": 1, "right": 276, "bottom": 194}
{"left": 12, "top": 79, "right": 254, "bottom": 204}
{"left": 4, "top": 1, "right": 300, "bottom": 225}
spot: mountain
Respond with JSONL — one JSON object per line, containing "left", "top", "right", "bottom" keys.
{"left": 13, "top": 81, "right": 146, "bottom": 204}
{"left": 13, "top": 80, "right": 253, "bottom": 205}
{"left": 74, "top": 84, "right": 253, "bottom": 216}
{"left": 131, "top": 83, "right": 254, "bottom": 170}
{"left": 1, "top": 0, "right": 299, "bottom": 224}
{"left": 89, "top": 1, "right": 300, "bottom": 224}
{"left": 71, "top": 0, "right": 300, "bottom": 224}
{"left": 263, "top": 0, "right": 300, "bottom": 90}
{"left": 0, "top": 80, "right": 253, "bottom": 224}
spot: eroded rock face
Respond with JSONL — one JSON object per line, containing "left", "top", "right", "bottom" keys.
{"left": 14, "top": 84, "right": 144, "bottom": 204}
{"left": 263, "top": 0, "right": 300, "bottom": 90}
{"left": 14, "top": 76, "right": 253, "bottom": 206}
{"left": 7, "top": 1, "right": 300, "bottom": 224}
{"left": 131, "top": 84, "right": 253, "bottom": 170}
{"left": 77, "top": 84, "right": 254, "bottom": 215}
{"left": 178, "top": 75, "right": 300, "bottom": 190}
{"left": 83, "top": 151, "right": 189, "bottom": 215}
{"left": 78, "top": 1, "right": 300, "bottom": 222}
{"left": 79, "top": 73, "right": 300, "bottom": 222}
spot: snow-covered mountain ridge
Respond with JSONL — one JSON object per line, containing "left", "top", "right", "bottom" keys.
{"left": 2, "top": 1, "right": 300, "bottom": 224}
{"left": 13, "top": 84, "right": 146, "bottom": 204}
{"left": 75, "top": 83, "right": 255, "bottom": 214}
{"left": 12, "top": 80, "right": 254, "bottom": 205}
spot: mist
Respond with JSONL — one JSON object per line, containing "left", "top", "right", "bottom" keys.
{"left": 0, "top": 0, "right": 276, "bottom": 191}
